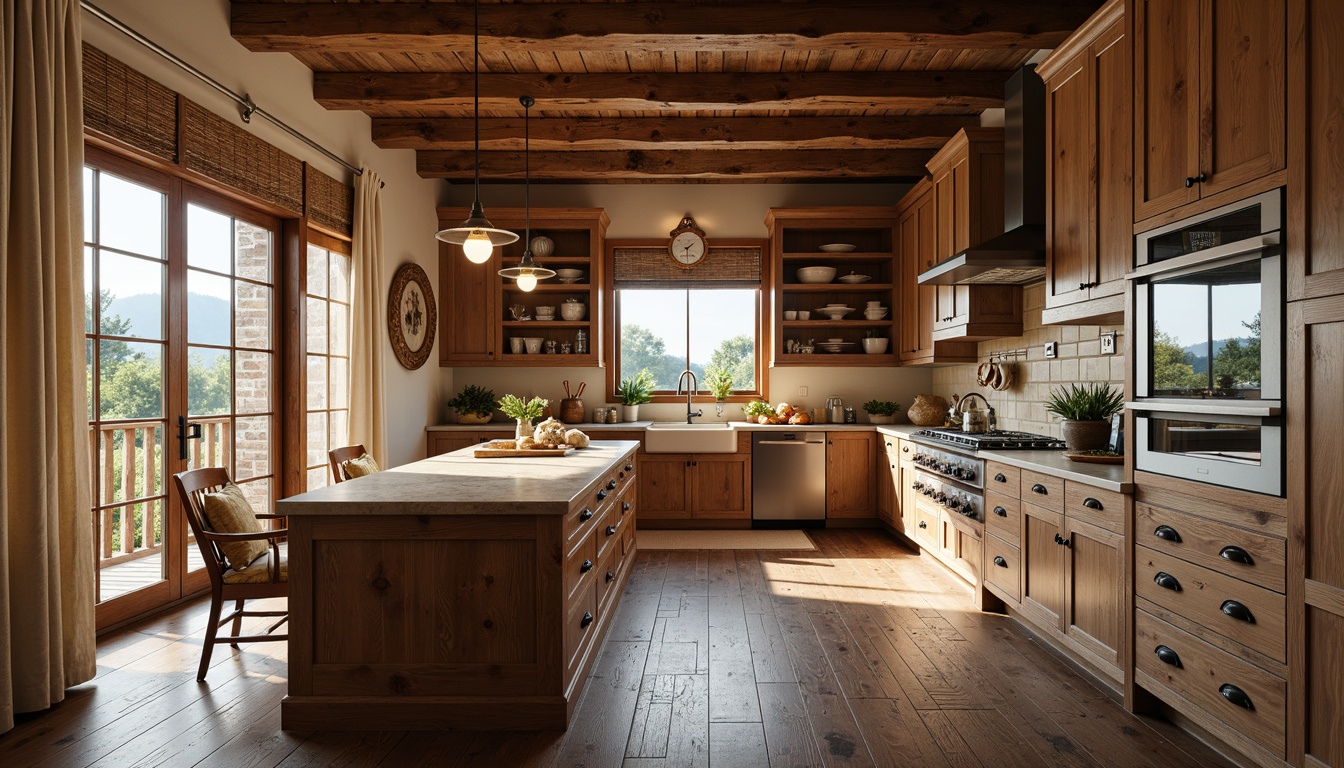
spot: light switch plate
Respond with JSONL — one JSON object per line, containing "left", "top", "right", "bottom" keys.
{"left": 1100, "top": 331, "right": 1117, "bottom": 355}
{"left": 798, "top": 386, "right": 808, "bottom": 397}
{"left": 1044, "top": 341, "right": 1058, "bottom": 359}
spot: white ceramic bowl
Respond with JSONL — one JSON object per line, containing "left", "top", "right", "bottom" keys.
{"left": 535, "top": 305, "right": 556, "bottom": 316}
{"left": 783, "top": 310, "right": 797, "bottom": 320}
{"left": 796, "top": 266, "right": 837, "bottom": 284}
{"left": 555, "top": 268, "right": 583, "bottom": 279}
{"left": 509, "top": 337, "right": 525, "bottom": 354}
{"left": 560, "top": 303, "right": 586, "bottom": 321}
{"left": 524, "top": 337, "right": 544, "bottom": 354}
{"left": 819, "top": 243, "right": 857, "bottom": 253}
{"left": 862, "top": 337, "right": 890, "bottom": 354}
{"left": 863, "top": 309, "right": 888, "bottom": 320}
{"left": 815, "top": 306, "right": 854, "bottom": 320}
{"left": 837, "top": 274, "right": 871, "bottom": 284}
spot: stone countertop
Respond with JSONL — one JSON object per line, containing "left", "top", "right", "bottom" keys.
{"left": 279, "top": 441, "right": 640, "bottom": 516}
{"left": 877, "top": 426, "right": 1130, "bottom": 493}
{"left": 427, "top": 421, "right": 882, "bottom": 432}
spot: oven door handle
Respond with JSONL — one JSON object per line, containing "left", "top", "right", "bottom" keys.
{"left": 1124, "top": 401, "right": 1281, "bottom": 418}
{"left": 1126, "top": 233, "right": 1280, "bottom": 282}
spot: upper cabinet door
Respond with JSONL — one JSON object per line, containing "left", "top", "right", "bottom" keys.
{"left": 1135, "top": 0, "right": 1287, "bottom": 223}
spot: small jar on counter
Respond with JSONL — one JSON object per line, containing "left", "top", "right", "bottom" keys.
{"left": 606, "top": 407, "right": 619, "bottom": 424}
{"left": 593, "top": 407, "right": 607, "bottom": 423}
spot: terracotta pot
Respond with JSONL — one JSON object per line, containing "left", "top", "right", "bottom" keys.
{"left": 1061, "top": 419, "right": 1111, "bottom": 451}
{"left": 906, "top": 395, "right": 948, "bottom": 426}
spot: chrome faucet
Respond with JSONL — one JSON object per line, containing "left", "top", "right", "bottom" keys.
{"left": 676, "top": 370, "right": 703, "bottom": 424}
{"left": 950, "top": 392, "right": 997, "bottom": 432}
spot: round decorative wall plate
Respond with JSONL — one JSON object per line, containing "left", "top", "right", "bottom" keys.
{"left": 388, "top": 262, "right": 437, "bottom": 369}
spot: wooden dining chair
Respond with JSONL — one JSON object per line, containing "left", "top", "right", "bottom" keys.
{"left": 329, "top": 444, "right": 374, "bottom": 483}
{"left": 172, "top": 467, "right": 288, "bottom": 682}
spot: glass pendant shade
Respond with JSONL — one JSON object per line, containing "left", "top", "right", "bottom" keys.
{"left": 499, "top": 94, "right": 554, "bottom": 290}
{"left": 498, "top": 251, "right": 555, "bottom": 290}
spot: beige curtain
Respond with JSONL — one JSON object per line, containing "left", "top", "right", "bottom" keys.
{"left": 348, "top": 168, "right": 387, "bottom": 468}
{"left": 1, "top": 0, "right": 97, "bottom": 734}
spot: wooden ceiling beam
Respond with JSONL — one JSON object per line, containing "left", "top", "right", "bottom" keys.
{"left": 372, "top": 114, "right": 980, "bottom": 151}
{"left": 316, "top": 71, "right": 1009, "bottom": 113}
{"left": 232, "top": 1, "right": 1103, "bottom": 53}
{"left": 414, "top": 148, "right": 932, "bottom": 181}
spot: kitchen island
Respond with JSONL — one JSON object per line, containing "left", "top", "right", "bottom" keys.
{"left": 277, "top": 440, "right": 640, "bottom": 731}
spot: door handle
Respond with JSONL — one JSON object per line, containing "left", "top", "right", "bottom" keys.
{"left": 177, "top": 415, "right": 202, "bottom": 461}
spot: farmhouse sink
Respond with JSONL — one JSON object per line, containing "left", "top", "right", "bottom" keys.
{"left": 644, "top": 422, "right": 738, "bottom": 453}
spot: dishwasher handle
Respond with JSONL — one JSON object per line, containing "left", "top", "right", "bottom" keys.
{"left": 755, "top": 439, "right": 823, "bottom": 446}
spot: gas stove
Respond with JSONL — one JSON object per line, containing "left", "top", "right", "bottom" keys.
{"left": 913, "top": 428, "right": 1067, "bottom": 451}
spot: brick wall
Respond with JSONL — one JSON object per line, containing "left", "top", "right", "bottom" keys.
{"left": 930, "top": 283, "right": 1125, "bottom": 438}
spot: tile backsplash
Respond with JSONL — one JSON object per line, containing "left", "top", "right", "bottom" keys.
{"left": 931, "top": 283, "right": 1125, "bottom": 438}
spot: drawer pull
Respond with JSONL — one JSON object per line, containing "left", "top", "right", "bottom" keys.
{"left": 606, "top": 570, "right": 615, "bottom": 583}
{"left": 625, "top": 463, "right": 634, "bottom": 472}
{"left": 580, "top": 559, "right": 593, "bottom": 573}
{"left": 1030, "top": 483, "right": 1048, "bottom": 495}
{"left": 994, "top": 472, "right": 1007, "bottom": 483}
{"left": 993, "top": 506, "right": 1008, "bottom": 517}
{"left": 580, "top": 612, "right": 594, "bottom": 629}
{"left": 606, "top": 525, "right": 618, "bottom": 537}
{"left": 580, "top": 508, "right": 594, "bottom": 522}
{"left": 918, "top": 521, "right": 928, "bottom": 530}
{"left": 902, "top": 445, "right": 910, "bottom": 454}
{"left": 1219, "top": 545, "right": 1254, "bottom": 565}
{"left": 1219, "top": 683, "right": 1254, "bottom": 711}
{"left": 1154, "top": 645, "right": 1183, "bottom": 668}
{"left": 993, "top": 556, "right": 1008, "bottom": 568}
{"left": 1220, "top": 600, "right": 1255, "bottom": 623}
{"left": 1153, "top": 572, "right": 1182, "bottom": 591}
{"left": 1083, "top": 497, "right": 1103, "bottom": 511}
{"left": 622, "top": 501, "right": 632, "bottom": 512}
{"left": 1153, "top": 525, "right": 1182, "bottom": 543}
{"left": 607, "top": 479, "right": 618, "bottom": 490}
{"left": 1054, "top": 533, "right": 1064, "bottom": 545}
{"left": 597, "top": 489, "right": 608, "bottom": 501}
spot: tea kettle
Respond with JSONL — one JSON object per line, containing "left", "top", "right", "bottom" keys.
{"left": 825, "top": 396, "right": 844, "bottom": 424}
{"left": 951, "top": 392, "right": 996, "bottom": 433}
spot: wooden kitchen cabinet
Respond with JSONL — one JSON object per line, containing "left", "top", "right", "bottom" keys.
{"left": 1063, "top": 515, "right": 1124, "bottom": 669}
{"left": 638, "top": 433, "right": 752, "bottom": 522}
{"left": 825, "top": 430, "right": 876, "bottom": 519}
{"left": 1038, "top": 0, "right": 1131, "bottom": 326}
{"left": 437, "top": 207, "right": 609, "bottom": 367}
{"left": 1133, "top": 0, "right": 1287, "bottom": 224}
{"left": 1022, "top": 502, "right": 1067, "bottom": 627}
{"left": 896, "top": 180, "right": 977, "bottom": 365}
{"left": 924, "top": 128, "right": 1024, "bottom": 342}
{"left": 637, "top": 454, "right": 692, "bottom": 520}
{"left": 767, "top": 208, "right": 900, "bottom": 367}
{"left": 427, "top": 429, "right": 511, "bottom": 457}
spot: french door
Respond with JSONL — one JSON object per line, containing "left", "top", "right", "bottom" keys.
{"left": 84, "top": 147, "right": 280, "bottom": 628}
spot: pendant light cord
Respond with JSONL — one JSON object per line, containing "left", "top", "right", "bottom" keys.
{"left": 523, "top": 96, "right": 531, "bottom": 248}
{"left": 472, "top": 0, "right": 482, "bottom": 205}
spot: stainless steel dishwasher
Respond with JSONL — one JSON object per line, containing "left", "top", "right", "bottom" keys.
{"left": 751, "top": 431, "right": 827, "bottom": 522}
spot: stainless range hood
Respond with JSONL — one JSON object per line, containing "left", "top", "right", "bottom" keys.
{"left": 919, "top": 66, "right": 1046, "bottom": 286}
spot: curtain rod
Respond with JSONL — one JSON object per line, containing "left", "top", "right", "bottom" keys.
{"left": 81, "top": 0, "right": 374, "bottom": 183}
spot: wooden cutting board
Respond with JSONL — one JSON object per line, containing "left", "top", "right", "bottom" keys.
{"left": 474, "top": 443, "right": 575, "bottom": 458}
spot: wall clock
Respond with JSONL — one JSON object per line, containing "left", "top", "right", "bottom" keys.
{"left": 668, "top": 215, "right": 708, "bottom": 268}
{"left": 388, "top": 262, "right": 437, "bottom": 369}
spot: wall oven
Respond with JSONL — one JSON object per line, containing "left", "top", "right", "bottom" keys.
{"left": 1128, "top": 189, "right": 1283, "bottom": 496}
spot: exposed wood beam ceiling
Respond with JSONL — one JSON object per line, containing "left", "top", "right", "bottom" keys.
{"left": 231, "top": 0, "right": 1106, "bottom": 183}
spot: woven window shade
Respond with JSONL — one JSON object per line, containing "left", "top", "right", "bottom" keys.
{"left": 305, "top": 164, "right": 353, "bottom": 237}
{"left": 613, "top": 246, "right": 762, "bottom": 287}
{"left": 181, "top": 100, "right": 304, "bottom": 215}
{"left": 81, "top": 43, "right": 178, "bottom": 162}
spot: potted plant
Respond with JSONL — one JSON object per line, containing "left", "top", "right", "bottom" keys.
{"left": 862, "top": 399, "right": 901, "bottom": 424}
{"left": 1044, "top": 383, "right": 1124, "bottom": 451}
{"left": 704, "top": 367, "right": 733, "bottom": 417}
{"left": 447, "top": 384, "right": 496, "bottom": 424}
{"left": 497, "top": 394, "right": 548, "bottom": 440}
{"left": 616, "top": 369, "right": 654, "bottom": 422}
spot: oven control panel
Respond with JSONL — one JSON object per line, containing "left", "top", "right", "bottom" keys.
{"left": 911, "top": 471, "right": 982, "bottom": 521}
{"left": 911, "top": 447, "right": 983, "bottom": 489}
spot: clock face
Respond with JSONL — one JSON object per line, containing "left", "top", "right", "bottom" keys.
{"left": 671, "top": 231, "right": 706, "bottom": 265}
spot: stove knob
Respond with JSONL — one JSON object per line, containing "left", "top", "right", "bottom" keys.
{"left": 950, "top": 466, "right": 964, "bottom": 479}
{"left": 946, "top": 497, "right": 961, "bottom": 510}
{"left": 962, "top": 467, "right": 977, "bottom": 481}
{"left": 935, "top": 492, "right": 948, "bottom": 503}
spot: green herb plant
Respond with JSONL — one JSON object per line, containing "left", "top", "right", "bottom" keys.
{"left": 497, "top": 394, "right": 548, "bottom": 422}
{"left": 1043, "top": 383, "right": 1124, "bottom": 421}
{"left": 704, "top": 367, "right": 734, "bottom": 401}
{"left": 862, "top": 399, "right": 901, "bottom": 416}
{"left": 447, "top": 384, "right": 497, "bottom": 417}
{"left": 617, "top": 369, "right": 655, "bottom": 406}
{"left": 742, "top": 400, "right": 774, "bottom": 420}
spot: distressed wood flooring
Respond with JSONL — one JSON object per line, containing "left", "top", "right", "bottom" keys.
{"left": 0, "top": 529, "right": 1238, "bottom": 767}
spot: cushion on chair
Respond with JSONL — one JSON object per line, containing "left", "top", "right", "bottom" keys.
{"left": 222, "top": 548, "right": 288, "bottom": 584}
{"left": 202, "top": 482, "right": 268, "bottom": 571}
{"left": 341, "top": 453, "right": 380, "bottom": 478}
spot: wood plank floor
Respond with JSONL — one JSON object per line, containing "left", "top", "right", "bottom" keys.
{"left": 1, "top": 529, "right": 1240, "bottom": 767}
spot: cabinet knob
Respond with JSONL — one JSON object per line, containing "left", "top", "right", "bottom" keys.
{"left": 606, "top": 524, "right": 618, "bottom": 537}
{"left": 580, "top": 508, "right": 593, "bottom": 521}
{"left": 1083, "top": 497, "right": 1103, "bottom": 511}
{"left": 1184, "top": 173, "right": 1207, "bottom": 188}
{"left": 1079, "top": 282, "right": 1088, "bottom": 291}
{"left": 1153, "top": 525, "right": 1181, "bottom": 542}
{"left": 1220, "top": 600, "right": 1255, "bottom": 623}
{"left": 606, "top": 570, "right": 615, "bottom": 583}
{"left": 622, "top": 501, "right": 632, "bottom": 512}
{"left": 1218, "top": 683, "right": 1254, "bottom": 711}
{"left": 993, "top": 556, "right": 1008, "bottom": 568}
{"left": 1153, "top": 571, "right": 1181, "bottom": 591}
{"left": 580, "top": 559, "right": 593, "bottom": 573}
{"left": 918, "top": 521, "right": 928, "bottom": 529}
{"left": 1219, "top": 545, "right": 1254, "bottom": 565}
{"left": 580, "top": 612, "right": 594, "bottom": 629}
{"left": 597, "top": 489, "right": 608, "bottom": 501}
{"left": 1154, "top": 645, "right": 1183, "bottom": 668}
{"left": 625, "top": 463, "right": 634, "bottom": 472}
{"left": 607, "top": 479, "right": 618, "bottom": 490}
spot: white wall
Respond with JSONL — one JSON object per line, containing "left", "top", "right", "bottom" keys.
{"left": 83, "top": 0, "right": 444, "bottom": 467}
{"left": 441, "top": 183, "right": 934, "bottom": 427}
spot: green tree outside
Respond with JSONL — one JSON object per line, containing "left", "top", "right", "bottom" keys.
{"left": 706, "top": 334, "right": 755, "bottom": 391}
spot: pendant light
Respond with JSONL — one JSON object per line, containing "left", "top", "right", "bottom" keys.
{"left": 498, "top": 95, "right": 554, "bottom": 291}
{"left": 433, "top": 0, "right": 518, "bottom": 262}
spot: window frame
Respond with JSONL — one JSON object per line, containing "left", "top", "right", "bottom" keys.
{"left": 302, "top": 230, "right": 353, "bottom": 490}
{"left": 602, "top": 237, "right": 770, "bottom": 404}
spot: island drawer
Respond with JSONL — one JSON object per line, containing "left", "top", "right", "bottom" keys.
{"left": 984, "top": 533, "right": 1021, "bottom": 603}
{"left": 1136, "top": 546, "right": 1286, "bottom": 663}
{"left": 564, "top": 583, "right": 598, "bottom": 681}
{"left": 565, "top": 534, "right": 596, "bottom": 604}
{"left": 596, "top": 504, "right": 623, "bottom": 562}
{"left": 597, "top": 546, "right": 620, "bottom": 616}
{"left": 1136, "top": 503, "right": 1285, "bottom": 593}
{"left": 565, "top": 499, "right": 603, "bottom": 554}
{"left": 1065, "top": 482, "right": 1123, "bottom": 533}
{"left": 985, "top": 491, "right": 1021, "bottom": 545}
{"left": 1021, "top": 470, "right": 1063, "bottom": 513}
{"left": 986, "top": 461, "right": 1021, "bottom": 497}
{"left": 1135, "top": 609, "right": 1286, "bottom": 757}
{"left": 880, "top": 435, "right": 900, "bottom": 456}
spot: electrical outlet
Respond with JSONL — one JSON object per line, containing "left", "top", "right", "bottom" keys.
{"left": 1100, "top": 331, "right": 1117, "bottom": 355}
{"left": 1044, "top": 341, "right": 1058, "bottom": 359}
{"left": 798, "top": 386, "right": 808, "bottom": 398}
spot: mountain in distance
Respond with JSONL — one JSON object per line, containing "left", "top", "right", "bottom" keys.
{"left": 104, "top": 293, "right": 232, "bottom": 362}
{"left": 1182, "top": 337, "right": 1252, "bottom": 374}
